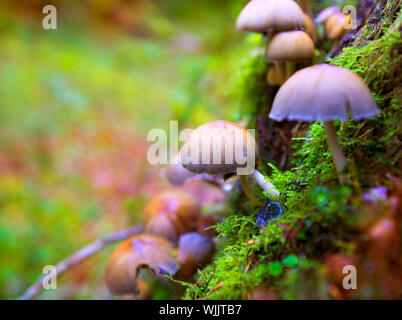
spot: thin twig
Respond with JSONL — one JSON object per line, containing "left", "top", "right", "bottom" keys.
{"left": 197, "top": 282, "right": 224, "bottom": 300}
{"left": 18, "top": 225, "right": 143, "bottom": 300}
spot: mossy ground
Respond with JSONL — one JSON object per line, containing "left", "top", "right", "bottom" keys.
{"left": 181, "top": 2, "right": 401, "bottom": 300}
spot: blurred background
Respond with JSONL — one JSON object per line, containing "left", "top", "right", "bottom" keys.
{"left": 0, "top": 0, "right": 255, "bottom": 299}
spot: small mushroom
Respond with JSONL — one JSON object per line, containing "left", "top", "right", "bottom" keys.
{"left": 269, "top": 64, "right": 380, "bottom": 183}
{"left": 314, "top": 6, "right": 341, "bottom": 25}
{"left": 177, "top": 232, "right": 215, "bottom": 279}
{"left": 266, "top": 30, "right": 314, "bottom": 81}
{"left": 179, "top": 120, "right": 280, "bottom": 204}
{"left": 325, "top": 12, "right": 352, "bottom": 51}
{"left": 144, "top": 190, "right": 201, "bottom": 244}
{"left": 236, "top": 0, "right": 306, "bottom": 33}
{"left": 105, "top": 234, "right": 178, "bottom": 296}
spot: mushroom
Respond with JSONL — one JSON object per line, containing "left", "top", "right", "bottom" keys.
{"left": 314, "top": 6, "right": 341, "bottom": 25}
{"left": 236, "top": 0, "right": 306, "bottom": 33}
{"left": 325, "top": 12, "right": 352, "bottom": 51}
{"left": 179, "top": 120, "right": 280, "bottom": 204}
{"left": 269, "top": 64, "right": 380, "bottom": 183}
{"left": 144, "top": 190, "right": 201, "bottom": 244}
{"left": 266, "top": 30, "right": 314, "bottom": 81}
{"left": 177, "top": 232, "right": 215, "bottom": 279}
{"left": 105, "top": 234, "right": 178, "bottom": 295}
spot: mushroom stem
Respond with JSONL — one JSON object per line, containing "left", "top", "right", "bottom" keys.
{"left": 285, "top": 62, "right": 296, "bottom": 80}
{"left": 325, "top": 121, "right": 347, "bottom": 184}
{"left": 275, "top": 62, "right": 286, "bottom": 85}
{"left": 240, "top": 175, "right": 263, "bottom": 207}
{"left": 251, "top": 169, "right": 280, "bottom": 200}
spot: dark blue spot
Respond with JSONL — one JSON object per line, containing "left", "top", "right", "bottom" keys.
{"left": 256, "top": 199, "right": 283, "bottom": 227}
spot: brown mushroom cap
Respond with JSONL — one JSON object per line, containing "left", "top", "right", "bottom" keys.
{"left": 325, "top": 12, "right": 351, "bottom": 40}
{"left": 269, "top": 64, "right": 380, "bottom": 122}
{"left": 236, "top": 0, "right": 306, "bottom": 33}
{"left": 105, "top": 234, "right": 178, "bottom": 295}
{"left": 178, "top": 232, "right": 215, "bottom": 279}
{"left": 179, "top": 120, "right": 258, "bottom": 176}
{"left": 266, "top": 30, "right": 314, "bottom": 62}
{"left": 144, "top": 190, "right": 201, "bottom": 244}
{"left": 315, "top": 6, "right": 341, "bottom": 25}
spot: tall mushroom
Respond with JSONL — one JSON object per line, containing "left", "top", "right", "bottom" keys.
{"left": 315, "top": 6, "right": 341, "bottom": 25}
{"left": 236, "top": 0, "right": 306, "bottom": 34}
{"left": 105, "top": 234, "right": 178, "bottom": 296}
{"left": 325, "top": 12, "right": 352, "bottom": 50}
{"left": 266, "top": 30, "right": 314, "bottom": 82}
{"left": 269, "top": 64, "right": 380, "bottom": 183}
{"left": 179, "top": 120, "right": 280, "bottom": 204}
{"left": 144, "top": 190, "right": 201, "bottom": 244}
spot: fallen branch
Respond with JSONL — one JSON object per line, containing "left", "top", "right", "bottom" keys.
{"left": 18, "top": 225, "right": 143, "bottom": 300}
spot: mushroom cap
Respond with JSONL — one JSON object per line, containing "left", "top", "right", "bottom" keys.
{"left": 179, "top": 120, "right": 258, "bottom": 175}
{"left": 266, "top": 30, "right": 314, "bottom": 62}
{"left": 325, "top": 12, "right": 351, "bottom": 40}
{"left": 236, "top": 0, "right": 306, "bottom": 33}
{"left": 105, "top": 234, "right": 178, "bottom": 295}
{"left": 178, "top": 232, "right": 215, "bottom": 279}
{"left": 269, "top": 64, "right": 380, "bottom": 122}
{"left": 144, "top": 190, "right": 200, "bottom": 244}
{"left": 315, "top": 6, "right": 341, "bottom": 25}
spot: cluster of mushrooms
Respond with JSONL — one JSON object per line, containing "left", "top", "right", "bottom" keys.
{"left": 105, "top": 189, "right": 217, "bottom": 298}
{"left": 105, "top": 0, "right": 381, "bottom": 299}
{"left": 238, "top": 0, "right": 379, "bottom": 183}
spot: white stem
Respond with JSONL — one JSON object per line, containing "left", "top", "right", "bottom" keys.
{"left": 325, "top": 121, "right": 347, "bottom": 184}
{"left": 251, "top": 169, "right": 280, "bottom": 200}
